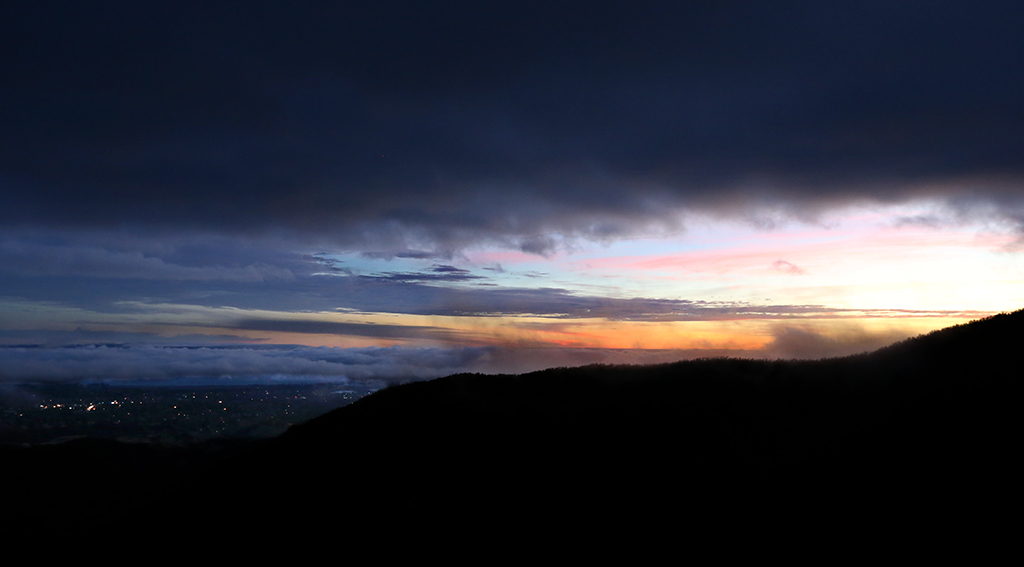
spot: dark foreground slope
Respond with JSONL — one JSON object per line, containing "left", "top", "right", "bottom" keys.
{"left": 14, "top": 311, "right": 1024, "bottom": 550}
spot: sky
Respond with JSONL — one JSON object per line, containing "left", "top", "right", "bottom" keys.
{"left": 2, "top": 1, "right": 1024, "bottom": 384}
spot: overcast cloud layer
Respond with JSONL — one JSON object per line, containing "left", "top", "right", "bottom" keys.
{"left": 2, "top": 2, "right": 1022, "bottom": 382}
{"left": 3, "top": 1, "right": 1024, "bottom": 253}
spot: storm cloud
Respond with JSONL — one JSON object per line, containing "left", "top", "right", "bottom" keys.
{"left": 1, "top": 2, "right": 1020, "bottom": 381}
{"left": 2, "top": 1, "right": 1023, "bottom": 253}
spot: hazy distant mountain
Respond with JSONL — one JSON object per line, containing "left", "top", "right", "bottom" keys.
{"left": 10, "top": 311, "right": 1021, "bottom": 551}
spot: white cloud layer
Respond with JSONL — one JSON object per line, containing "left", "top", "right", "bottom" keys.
{"left": 0, "top": 344, "right": 492, "bottom": 383}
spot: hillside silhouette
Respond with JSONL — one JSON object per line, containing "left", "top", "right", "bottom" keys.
{"left": 7, "top": 311, "right": 1021, "bottom": 551}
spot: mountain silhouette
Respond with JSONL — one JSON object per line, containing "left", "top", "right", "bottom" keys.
{"left": 7, "top": 310, "right": 1021, "bottom": 553}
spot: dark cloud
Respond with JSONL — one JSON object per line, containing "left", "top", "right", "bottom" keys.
{"left": 227, "top": 318, "right": 469, "bottom": 343}
{"left": 0, "top": 3, "right": 1017, "bottom": 378}
{"left": 0, "top": 234, "right": 296, "bottom": 282}
{"left": 2, "top": 1, "right": 1023, "bottom": 252}
{"left": 360, "top": 250, "right": 446, "bottom": 261}
{"left": 305, "top": 254, "right": 353, "bottom": 275}
{"left": 0, "top": 328, "right": 254, "bottom": 348}
{"left": 361, "top": 264, "right": 484, "bottom": 284}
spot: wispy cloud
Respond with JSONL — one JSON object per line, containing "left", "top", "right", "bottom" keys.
{"left": 361, "top": 264, "right": 485, "bottom": 284}
{"left": 763, "top": 323, "right": 913, "bottom": 360}
{"left": 772, "top": 259, "right": 806, "bottom": 275}
{"left": 227, "top": 318, "right": 471, "bottom": 342}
